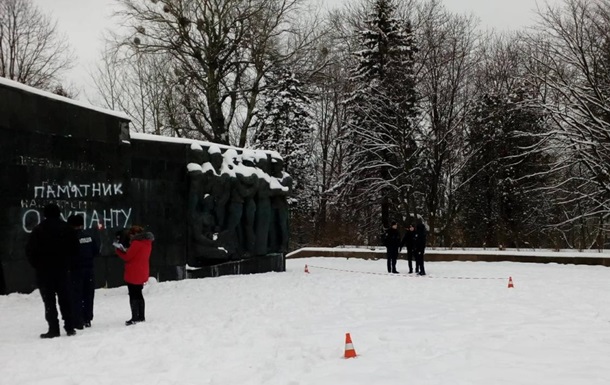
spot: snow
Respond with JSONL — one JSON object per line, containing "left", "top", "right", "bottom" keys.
{"left": 129, "top": 133, "right": 277, "bottom": 160}
{"left": 269, "top": 150, "right": 283, "bottom": 160}
{"left": 190, "top": 143, "right": 203, "bottom": 151}
{"left": 2, "top": 257, "right": 610, "bottom": 384}
{"left": 0, "top": 77, "right": 131, "bottom": 121}
{"left": 188, "top": 144, "right": 276, "bottom": 181}
{"left": 208, "top": 144, "right": 222, "bottom": 154}
{"left": 187, "top": 163, "right": 203, "bottom": 172}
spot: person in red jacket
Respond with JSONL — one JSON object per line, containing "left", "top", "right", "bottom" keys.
{"left": 114, "top": 225, "right": 154, "bottom": 326}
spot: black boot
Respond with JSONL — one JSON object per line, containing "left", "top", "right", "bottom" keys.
{"left": 40, "top": 327, "right": 60, "bottom": 339}
{"left": 125, "top": 299, "right": 140, "bottom": 326}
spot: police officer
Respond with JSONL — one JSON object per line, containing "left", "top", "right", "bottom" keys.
{"left": 414, "top": 219, "right": 427, "bottom": 276}
{"left": 383, "top": 221, "right": 401, "bottom": 274}
{"left": 26, "top": 204, "right": 79, "bottom": 338}
{"left": 67, "top": 214, "right": 100, "bottom": 329}
{"left": 400, "top": 223, "right": 416, "bottom": 274}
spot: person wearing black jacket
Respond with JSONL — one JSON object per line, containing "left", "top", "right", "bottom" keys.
{"left": 26, "top": 204, "right": 80, "bottom": 338}
{"left": 414, "top": 219, "right": 427, "bottom": 276}
{"left": 400, "top": 224, "right": 416, "bottom": 274}
{"left": 67, "top": 214, "right": 100, "bottom": 329}
{"left": 383, "top": 221, "right": 401, "bottom": 274}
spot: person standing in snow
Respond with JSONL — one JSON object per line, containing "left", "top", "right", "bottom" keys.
{"left": 114, "top": 225, "right": 154, "bottom": 326}
{"left": 67, "top": 214, "right": 100, "bottom": 329}
{"left": 400, "top": 223, "right": 416, "bottom": 274}
{"left": 26, "top": 204, "right": 79, "bottom": 338}
{"left": 383, "top": 221, "right": 401, "bottom": 274}
{"left": 414, "top": 219, "right": 427, "bottom": 276}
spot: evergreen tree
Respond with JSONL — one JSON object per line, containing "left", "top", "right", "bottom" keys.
{"left": 252, "top": 68, "right": 315, "bottom": 215}
{"left": 340, "top": 0, "right": 418, "bottom": 233}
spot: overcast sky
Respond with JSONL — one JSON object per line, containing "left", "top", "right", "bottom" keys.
{"left": 32, "top": 0, "right": 562, "bottom": 103}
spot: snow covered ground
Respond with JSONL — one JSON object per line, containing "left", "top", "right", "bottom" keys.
{"left": 2, "top": 257, "right": 610, "bottom": 385}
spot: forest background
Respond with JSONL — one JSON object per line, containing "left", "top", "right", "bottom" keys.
{"left": 2, "top": 0, "right": 609, "bottom": 251}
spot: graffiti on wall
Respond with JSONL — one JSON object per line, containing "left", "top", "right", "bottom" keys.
{"left": 20, "top": 181, "right": 131, "bottom": 233}
{"left": 16, "top": 156, "right": 96, "bottom": 171}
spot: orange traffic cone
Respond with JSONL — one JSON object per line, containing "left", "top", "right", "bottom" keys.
{"left": 304, "top": 264, "right": 310, "bottom": 274}
{"left": 508, "top": 276, "right": 514, "bottom": 288}
{"left": 344, "top": 333, "right": 357, "bottom": 358}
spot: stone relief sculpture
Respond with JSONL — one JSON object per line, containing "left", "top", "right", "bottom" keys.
{"left": 187, "top": 144, "right": 228, "bottom": 266}
{"left": 208, "top": 145, "right": 230, "bottom": 231}
{"left": 240, "top": 150, "right": 259, "bottom": 256}
{"left": 253, "top": 151, "right": 272, "bottom": 257}
{"left": 186, "top": 144, "right": 291, "bottom": 267}
{"left": 269, "top": 152, "right": 292, "bottom": 253}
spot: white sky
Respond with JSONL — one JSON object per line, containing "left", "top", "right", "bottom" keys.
{"left": 2, "top": 256, "right": 610, "bottom": 384}
{"left": 32, "top": 0, "right": 562, "bottom": 101}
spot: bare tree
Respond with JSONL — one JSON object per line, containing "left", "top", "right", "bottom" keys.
{"left": 111, "top": 0, "right": 321, "bottom": 146}
{"left": 0, "top": 0, "right": 73, "bottom": 89}
{"left": 525, "top": 0, "right": 610, "bottom": 248}
{"left": 412, "top": 0, "right": 480, "bottom": 245}
{"left": 91, "top": 40, "right": 184, "bottom": 135}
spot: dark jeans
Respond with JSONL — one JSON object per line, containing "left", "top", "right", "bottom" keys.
{"left": 406, "top": 249, "right": 415, "bottom": 272}
{"left": 72, "top": 269, "right": 95, "bottom": 327}
{"left": 415, "top": 250, "right": 426, "bottom": 274}
{"left": 37, "top": 270, "right": 74, "bottom": 332}
{"left": 386, "top": 249, "right": 398, "bottom": 273}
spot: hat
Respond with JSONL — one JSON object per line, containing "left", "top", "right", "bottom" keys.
{"left": 391, "top": 221, "right": 397, "bottom": 226}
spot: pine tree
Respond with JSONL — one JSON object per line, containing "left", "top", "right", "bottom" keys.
{"left": 341, "top": 0, "right": 418, "bottom": 232}
{"left": 252, "top": 68, "right": 315, "bottom": 214}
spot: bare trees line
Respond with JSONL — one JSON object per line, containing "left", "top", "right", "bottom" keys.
{"left": 0, "top": 0, "right": 73, "bottom": 91}
{"left": 4, "top": 0, "right": 610, "bottom": 249}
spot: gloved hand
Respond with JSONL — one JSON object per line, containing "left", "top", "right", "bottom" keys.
{"left": 112, "top": 242, "right": 126, "bottom": 251}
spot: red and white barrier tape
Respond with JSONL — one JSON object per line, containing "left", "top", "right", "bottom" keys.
{"left": 306, "top": 265, "right": 507, "bottom": 280}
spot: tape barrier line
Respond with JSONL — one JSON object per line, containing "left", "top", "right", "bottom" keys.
{"left": 306, "top": 265, "right": 507, "bottom": 280}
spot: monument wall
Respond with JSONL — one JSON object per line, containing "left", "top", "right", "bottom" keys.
{"left": 0, "top": 78, "right": 286, "bottom": 294}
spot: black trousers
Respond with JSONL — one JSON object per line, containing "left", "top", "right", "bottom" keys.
{"left": 127, "top": 283, "right": 144, "bottom": 301}
{"left": 37, "top": 270, "right": 74, "bottom": 332}
{"left": 406, "top": 249, "right": 415, "bottom": 272}
{"left": 386, "top": 250, "right": 398, "bottom": 273}
{"left": 72, "top": 269, "right": 95, "bottom": 327}
{"left": 127, "top": 283, "right": 145, "bottom": 321}
{"left": 415, "top": 250, "right": 426, "bottom": 274}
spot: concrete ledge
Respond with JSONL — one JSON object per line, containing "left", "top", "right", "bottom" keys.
{"left": 286, "top": 247, "right": 610, "bottom": 267}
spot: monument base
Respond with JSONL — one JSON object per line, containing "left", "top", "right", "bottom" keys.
{"left": 186, "top": 253, "right": 285, "bottom": 279}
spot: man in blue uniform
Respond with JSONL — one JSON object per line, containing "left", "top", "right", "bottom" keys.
{"left": 67, "top": 214, "right": 100, "bottom": 329}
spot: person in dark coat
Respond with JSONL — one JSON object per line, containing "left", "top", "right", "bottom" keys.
{"left": 114, "top": 225, "right": 154, "bottom": 326}
{"left": 414, "top": 219, "right": 427, "bottom": 275}
{"left": 26, "top": 204, "right": 79, "bottom": 338}
{"left": 400, "top": 223, "right": 416, "bottom": 274}
{"left": 383, "top": 221, "right": 401, "bottom": 274}
{"left": 67, "top": 214, "right": 100, "bottom": 329}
